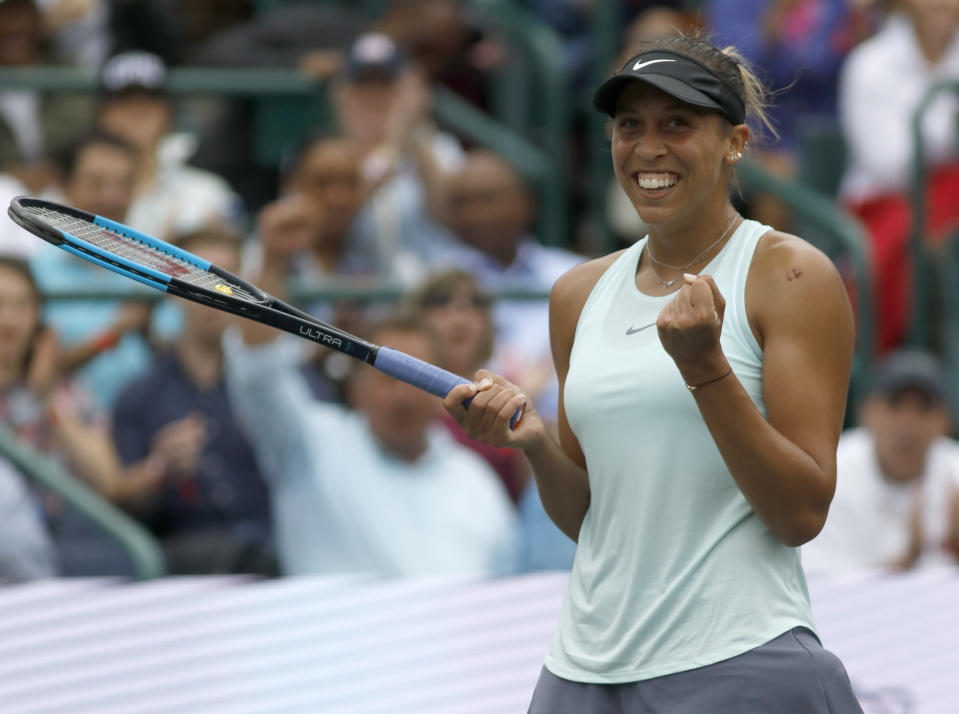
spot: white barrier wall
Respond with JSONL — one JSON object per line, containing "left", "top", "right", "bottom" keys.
{"left": 0, "top": 568, "right": 955, "bottom": 713}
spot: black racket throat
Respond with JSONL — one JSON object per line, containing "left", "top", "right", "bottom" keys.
{"left": 165, "top": 275, "right": 378, "bottom": 365}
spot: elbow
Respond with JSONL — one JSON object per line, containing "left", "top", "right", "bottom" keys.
{"left": 777, "top": 519, "right": 825, "bottom": 548}
{"left": 776, "top": 505, "right": 830, "bottom": 548}
{"left": 776, "top": 509, "right": 827, "bottom": 548}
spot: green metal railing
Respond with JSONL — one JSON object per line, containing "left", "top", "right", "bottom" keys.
{"left": 0, "top": 63, "right": 567, "bottom": 245}
{"left": 0, "top": 424, "right": 165, "bottom": 580}
{"left": 37, "top": 283, "right": 553, "bottom": 304}
{"left": 937, "top": 228, "right": 959, "bottom": 416}
{"left": 908, "top": 79, "right": 959, "bottom": 349}
{"left": 588, "top": 0, "right": 620, "bottom": 255}
{"left": 470, "top": 0, "right": 571, "bottom": 246}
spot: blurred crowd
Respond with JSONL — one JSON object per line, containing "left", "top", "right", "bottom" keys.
{"left": 0, "top": 0, "right": 958, "bottom": 582}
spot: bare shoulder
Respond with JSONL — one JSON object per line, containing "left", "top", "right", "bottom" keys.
{"left": 551, "top": 250, "right": 624, "bottom": 312}
{"left": 748, "top": 229, "right": 847, "bottom": 304}
{"left": 549, "top": 250, "right": 625, "bottom": 362}
{"left": 751, "top": 230, "right": 839, "bottom": 280}
{"left": 746, "top": 230, "right": 853, "bottom": 345}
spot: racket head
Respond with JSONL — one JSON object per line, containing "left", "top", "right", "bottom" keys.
{"left": 8, "top": 196, "right": 267, "bottom": 303}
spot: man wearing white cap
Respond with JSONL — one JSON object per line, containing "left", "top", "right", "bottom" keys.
{"left": 97, "top": 50, "right": 241, "bottom": 241}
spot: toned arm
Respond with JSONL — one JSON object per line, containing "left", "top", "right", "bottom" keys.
{"left": 663, "top": 232, "right": 854, "bottom": 546}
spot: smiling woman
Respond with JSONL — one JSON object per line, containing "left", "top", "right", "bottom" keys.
{"left": 443, "top": 34, "right": 863, "bottom": 714}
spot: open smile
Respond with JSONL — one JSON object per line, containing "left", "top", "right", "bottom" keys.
{"left": 632, "top": 171, "right": 680, "bottom": 198}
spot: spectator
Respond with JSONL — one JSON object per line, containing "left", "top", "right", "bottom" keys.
{"left": 30, "top": 130, "right": 174, "bottom": 409}
{"left": 223, "top": 226, "right": 516, "bottom": 576}
{"left": 0, "top": 0, "right": 94, "bottom": 194}
{"left": 111, "top": 227, "right": 275, "bottom": 576}
{"left": 379, "top": 0, "right": 502, "bottom": 111}
{"left": 408, "top": 269, "right": 529, "bottom": 503}
{"left": 185, "top": 2, "right": 365, "bottom": 212}
{"left": 803, "top": 351, "right": 959, "bottom": 573}
{"left": 263, "top": 134, "right": 386, "bottom": 280}
{"left": 332, "top": 32, "right": 464, "bottom": 283}
{"left": 0, "top": 455, "right": 56, "bottom": 582}
{"left": 37, "top": 0, "right": 181, "bottom": 70}
{"left": 706, "top": 0, "right": 871, "bottom": 229}
{"left": 441, "top": 149, "right": 584, "bottom": 420}
{"left": 514, "top": 480, "right": 577, "bottom": 573}
{"left": 0, "top": 255, "right": 127, "bottom": 574}
{"left": 245, "top": 191, "right": 373, "bottom": 403}
{"left": 838, "top": 0, "right": 959, "bottom": 351}
{"left": 96, "top": 50, "right": 241, "bottom": 240}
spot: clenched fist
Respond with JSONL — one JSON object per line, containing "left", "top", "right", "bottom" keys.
{"left": 657, "top": 274, "right": 731, "bottom": 386}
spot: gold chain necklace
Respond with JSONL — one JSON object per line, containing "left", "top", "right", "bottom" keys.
{"left": 645, "top": 214, "right": 739, "bottom": 289}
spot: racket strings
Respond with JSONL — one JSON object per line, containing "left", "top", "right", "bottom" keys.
{"left": 25, "top": 205, "right": 257, "bottom": 301}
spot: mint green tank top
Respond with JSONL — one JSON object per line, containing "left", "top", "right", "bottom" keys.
{"left": 547, "top": 219, "right": 816, "bottom": 684}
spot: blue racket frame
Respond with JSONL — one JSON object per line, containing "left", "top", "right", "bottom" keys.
{"left": 8, "top": 197, "right": 522, "bottom": 428}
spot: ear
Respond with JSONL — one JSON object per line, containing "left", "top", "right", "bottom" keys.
{"left": 724, "top": 124, "right": 750, "bottom": 165}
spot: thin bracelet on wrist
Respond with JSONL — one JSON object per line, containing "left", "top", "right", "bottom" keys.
{"left": 686, "top": 367, "right": 733, "bottom": 392}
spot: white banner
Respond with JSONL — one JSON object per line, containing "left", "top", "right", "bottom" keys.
{"left": 0, "top": 568, "right": 954, "bottom": 713}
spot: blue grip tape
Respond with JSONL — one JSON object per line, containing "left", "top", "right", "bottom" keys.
{"left": 373, "top": 347, "right": 524, "bottom": 430}
{"left": 373, "top": 347, "right": 468, "bottom": 398}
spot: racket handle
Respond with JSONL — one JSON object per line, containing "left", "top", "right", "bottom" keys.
{"left": 373, "top": 347, "right": 524, "bottom": 430}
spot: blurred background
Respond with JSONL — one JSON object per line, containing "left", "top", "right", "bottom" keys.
{"left": 0, "top": 0, "right": 957, "bottom": 711}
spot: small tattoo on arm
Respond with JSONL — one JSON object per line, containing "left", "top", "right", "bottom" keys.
{"left": 787, "top": 267, "right": 802, "bottom": 281}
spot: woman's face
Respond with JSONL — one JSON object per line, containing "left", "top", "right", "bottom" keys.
{"left": 0, "top": 265, "right": 40, "bottom": 367}
{"left": 422, "top": 286, "right": 492, "bottom": 376}
{"left": 609, "top": 82, "right": 743, "bottom": 227}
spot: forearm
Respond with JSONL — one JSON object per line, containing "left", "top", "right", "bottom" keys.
{"left": 53, "top": 419, "right": 122, "bottom": 500}
{"left": 522, "top": 430, "right": 590, "bottom": 542}
{"left": 410, "top": 127, "right": 454, "bottom": 224}
{"left": 114, "top": 459, "right": 164, "bottom": 511}
{"left": 58, "top": 330, "right": 120, "bottom": 374}
{"left": 685, "top": 362, "right": 834, "bottom": 546}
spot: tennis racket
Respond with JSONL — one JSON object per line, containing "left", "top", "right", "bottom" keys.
{"left": 8, "top": 196, "right": 523, "bottom": 429}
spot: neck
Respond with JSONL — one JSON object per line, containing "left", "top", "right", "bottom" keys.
{"left": 175, "top": 333, "right": 223, "bottom": 389}
{"left": 488, "top": 241, "right": 519, "bottom": 269}
{"left": 384, "top": 435, "right": 428, "bottom": 463}
{"left": 646, "top": 203, "right": 739, "bottom": 268}
{"left": 917, "top": 32, "right": 951, "bottom": 64}
{"left": 874, "top": 445, "right": 923, "bottom": 486}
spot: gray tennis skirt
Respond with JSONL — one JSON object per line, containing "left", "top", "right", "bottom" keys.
{"left": 528, "top": 627, "right": 864, "bottom": 714}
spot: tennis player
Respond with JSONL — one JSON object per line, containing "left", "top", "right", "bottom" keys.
{"left": 445, "top": 35, "right": 864, "bottom": 712}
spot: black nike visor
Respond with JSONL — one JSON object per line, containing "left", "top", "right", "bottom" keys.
{"left": 593, "top": 49, "right": 746, "bottom": 126}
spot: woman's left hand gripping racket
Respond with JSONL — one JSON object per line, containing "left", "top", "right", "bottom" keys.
{"left": 8, "top": 197, "right": 524, "bottom": 429}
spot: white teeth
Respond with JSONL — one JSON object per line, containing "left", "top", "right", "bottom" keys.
{"left": 637, "top": 174, "right": 677, "bottom": 190}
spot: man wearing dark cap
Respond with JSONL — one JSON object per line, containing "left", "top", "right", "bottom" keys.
{"left": 803, "top": 350, "right": 959, "bottom": 573}
{"left": 331, "top": 32, "right": 463, "bottom": 284}
{"left": 97, "top": 51, "right": 240, "bottom": 240}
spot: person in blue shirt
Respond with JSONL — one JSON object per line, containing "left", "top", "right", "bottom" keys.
{"left": 440, "top": 149, "right": 585, "bottom": 420}
{"left": 111, "top": 228, "right": 274, "bottom": 575}
{"left": 30, "top": 130, "right": 180, "bottom": 409}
